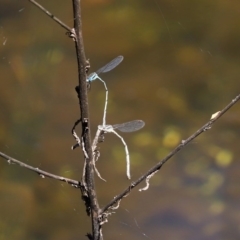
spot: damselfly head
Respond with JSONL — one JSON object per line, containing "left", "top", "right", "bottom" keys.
{"left": 87, "top": 72, "right": 98, "bottom": 82}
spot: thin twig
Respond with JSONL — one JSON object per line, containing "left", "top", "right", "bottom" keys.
{"left": 0, "top": 151, "right": 80, "bottom": 187}
{"left": 100, "top": 94, "right": 240, "bottom": 215}
{"left": 29, "top": 0, "right": 72, "bottom": 32}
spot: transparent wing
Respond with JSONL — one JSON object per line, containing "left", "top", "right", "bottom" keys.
{"left": 96, "top": 56, "right": 124, "bottom": 75}
{"left": 112, "top": 120, "right": 145, "bottom": 132}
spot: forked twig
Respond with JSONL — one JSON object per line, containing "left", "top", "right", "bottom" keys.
{"left": 16, "top": 1, "right": 100, "bottom": 237}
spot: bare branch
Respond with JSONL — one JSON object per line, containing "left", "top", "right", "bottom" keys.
{"left": 29, "top": 0, "right": 72, "bottom": 32}
{"left": 0, "top": 151, "right": 79, "bottom": 187}
{"left": 71, "top": 0, "right": 101, "bottom": 239}
{"left": 27, "top": 0, "right": 101, "bottom": 238}
{"left": 100, "top": 94, "right": 240, "bottom": 215}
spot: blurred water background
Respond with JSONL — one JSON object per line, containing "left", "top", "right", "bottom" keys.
{"left": 1, "top": 0, "right": 240, "bottom": 239}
